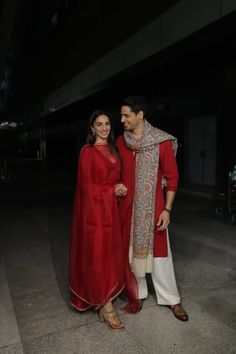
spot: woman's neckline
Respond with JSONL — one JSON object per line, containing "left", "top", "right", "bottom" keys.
{"left": 94, "top": 142, "right": 108, "bottom": 145}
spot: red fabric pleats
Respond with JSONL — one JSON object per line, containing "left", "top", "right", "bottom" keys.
{"left": 122, "top": 267, "right": 142, "bottom": 313}
{"left": 69, "top": 145, "right": 140, "bottom": 312}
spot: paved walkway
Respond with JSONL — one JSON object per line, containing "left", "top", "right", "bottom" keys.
{"left": 0, "top": 161, "right": 236, "bottom": 353}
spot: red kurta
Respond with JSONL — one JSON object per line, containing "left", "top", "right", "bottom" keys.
{"left": 69, "top": 144, "right": 125, "bottom": 310}
{"left": 116, "top": 135, "right": 179, "bottom": 258}
{"left": 69, "top": 144, "right": 140, "bottom": 313}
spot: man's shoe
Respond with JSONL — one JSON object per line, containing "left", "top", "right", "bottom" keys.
{"left": 169, "top": 303, "right": 188, "bottom": 321}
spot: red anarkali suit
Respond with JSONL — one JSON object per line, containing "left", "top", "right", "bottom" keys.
{"left": 69, "top": 144, "right": 139, "bottom": 312}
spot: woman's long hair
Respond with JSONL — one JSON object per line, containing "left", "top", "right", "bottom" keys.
{"left": 85, "top": 109, "right": 119, "bottom": 156}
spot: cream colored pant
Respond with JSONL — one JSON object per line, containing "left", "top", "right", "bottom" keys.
{"left": 137, "top": 233, "right": 180, "bottom": 305}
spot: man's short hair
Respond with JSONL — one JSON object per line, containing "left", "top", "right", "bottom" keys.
{"left": 121, "top": 96, "right": 147, "bottom": 117}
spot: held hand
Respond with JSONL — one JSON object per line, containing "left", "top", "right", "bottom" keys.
{"left": 115, "top": 183, "right": 128, "bottom": 197}
{"left": 156, "top": 210, "right": 170, "bottom": 231}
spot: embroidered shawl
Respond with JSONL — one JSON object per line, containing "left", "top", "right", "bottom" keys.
{"left": 124, "top": 120, "right": 177, "bottom": 266}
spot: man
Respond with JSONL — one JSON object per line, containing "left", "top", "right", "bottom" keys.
{"left": 116, "top": 96, "right": 188, "bottom": 321}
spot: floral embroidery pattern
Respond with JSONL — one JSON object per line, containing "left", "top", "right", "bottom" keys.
{"left": 124, "top": 121, "right": 177, "bottom": 263}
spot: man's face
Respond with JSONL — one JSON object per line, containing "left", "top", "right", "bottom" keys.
{"left": 121, "top": 105, "right": 142, "bottom": 131}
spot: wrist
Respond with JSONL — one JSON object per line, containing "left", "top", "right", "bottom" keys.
{"left": 163, "top": 207, "right": 171, "bottom": 213}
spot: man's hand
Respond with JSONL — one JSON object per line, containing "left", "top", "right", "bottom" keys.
{"left": 156, "top": 210, "right": 170, "bottom": 231}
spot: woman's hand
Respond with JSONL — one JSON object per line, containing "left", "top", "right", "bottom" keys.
{"left": 115, "top": 183, "right": 128, "bottom": 197}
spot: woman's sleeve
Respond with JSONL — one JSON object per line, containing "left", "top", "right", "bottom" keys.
{"left": 71, "top": 146, "right": 95, "bottom": 230}
{"left": 159, "top": 140, "right": 179, "bottom": 192}
{"left": 74, "top": 145, "right": 92, "bottom": 195}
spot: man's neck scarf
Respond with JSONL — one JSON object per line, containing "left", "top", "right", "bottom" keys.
{"left": 124, "top": 120, "right": 177, "bottom": 263}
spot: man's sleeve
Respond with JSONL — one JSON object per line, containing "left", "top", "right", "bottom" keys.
{"left": 159, "top": 140, "right": 179, "bottom": 191}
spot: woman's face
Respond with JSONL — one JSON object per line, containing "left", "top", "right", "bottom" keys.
{"left": 91, "top": 114, "right": 111, "bottom": 143}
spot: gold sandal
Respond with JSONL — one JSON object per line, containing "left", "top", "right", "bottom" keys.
{"left": 99, "top": 309, "right": 125, "bottom": 332}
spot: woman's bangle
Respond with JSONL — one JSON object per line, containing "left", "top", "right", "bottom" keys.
{"left": 163, "top": 207, "right": 171, "bottom": 213}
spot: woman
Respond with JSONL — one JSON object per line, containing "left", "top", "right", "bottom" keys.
{"left": 69, "top": 110, "right": 140, "bottom": 332}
